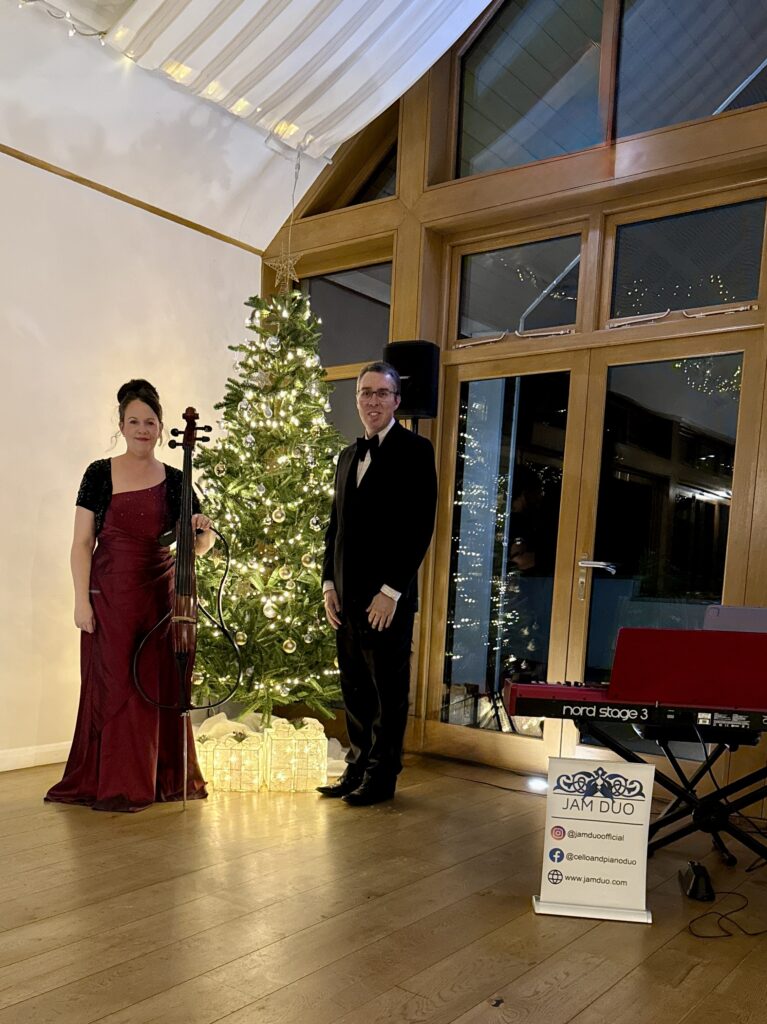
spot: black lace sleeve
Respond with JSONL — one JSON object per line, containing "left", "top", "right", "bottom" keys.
{"left": 75, "top": 460, "right": 109, "bottom": 512}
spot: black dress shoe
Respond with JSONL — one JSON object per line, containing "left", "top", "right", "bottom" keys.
{"left": 342, "top": 777, "right": 396, "bottom": 807}
{"left": 316, "top": 769, "right": 363, "bottom": 798}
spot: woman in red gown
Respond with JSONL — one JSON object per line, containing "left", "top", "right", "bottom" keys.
{"left": 46, "top": 380, "right": 214, "bottom": 812}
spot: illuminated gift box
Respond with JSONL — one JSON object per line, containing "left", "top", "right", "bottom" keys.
{"left": 195, "top": 732, "right": 264, "bottom": 792}
{"left": 264, "top": 717, "right": 328, "bottom": 792}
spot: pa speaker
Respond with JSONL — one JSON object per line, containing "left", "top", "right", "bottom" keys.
{"left": 383, "top": 340, "right": 439, "bottom": 420}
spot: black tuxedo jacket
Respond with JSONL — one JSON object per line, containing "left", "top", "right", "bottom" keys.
{"left": 323, "top": 422, "right": 437, "bottom": 613}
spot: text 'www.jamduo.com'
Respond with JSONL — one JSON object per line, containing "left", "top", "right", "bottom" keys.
{"left": 563, "top": 875, "right": 628, "bottom": 886}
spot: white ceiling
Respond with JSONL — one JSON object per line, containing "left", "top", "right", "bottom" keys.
{"left": 56, "top": 0, "right": 489, "bottom": 161}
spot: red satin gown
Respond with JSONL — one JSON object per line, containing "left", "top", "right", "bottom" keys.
{"left": 46, "top": 481, "right": 207, "bottom": 812}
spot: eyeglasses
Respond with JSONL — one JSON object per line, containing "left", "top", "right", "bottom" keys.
{"left": 356, "top": 388, "right": 398, "bottom": 401}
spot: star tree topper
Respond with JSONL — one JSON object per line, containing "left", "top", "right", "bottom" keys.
{"left": 264, "top": 244, "right": 301, "bottom": 293}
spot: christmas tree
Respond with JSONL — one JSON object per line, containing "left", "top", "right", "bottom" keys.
{"left": 193, "top": 290, "right": 344, "bottom": 721}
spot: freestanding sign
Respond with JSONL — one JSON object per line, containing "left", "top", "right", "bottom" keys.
{"left": 535, "top": 757, "right": 655, "bottom": 924}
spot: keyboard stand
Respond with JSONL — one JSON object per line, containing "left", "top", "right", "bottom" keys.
{"left": 577, "top": 722, "right": 767, "bottom": 866}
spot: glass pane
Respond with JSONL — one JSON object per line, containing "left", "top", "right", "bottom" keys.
{"left": 326, "top": 378, "right": 359, "bottom": 443}
{"left": 611, "top": 200, "right": 766, "bottom": 319}
{"left": 305, "top": 264, "right": 391, "bottom": 367}
{"left": 584, "top": 353, "right": 742, "bottom": 755}
{"left": 349, "top": 145, "right": 397, "bottom": 206}
{"left": 616, "top": 0, "right": 767, "bottom": 138}
{"left": 458, "top": 0, "right": 604, "bottom": 177}
{"left": 459, "top": 235, "right": 581, "bottom": 338}
{"left": 441, "top": 371, "right": 569, "bottom": 734}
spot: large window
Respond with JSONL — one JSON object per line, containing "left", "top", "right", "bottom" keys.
{"left": 459, "top": 234, "right": 581, "bottom": 338}
{"left": 611, "top": 200, "right": 767, "bottom": 320}
{"left": 442, "top": 371, "right": 569, "bottom": 732}
{"left": 304, "top": 263, "right": 392, "bottom": 367}
{"left": 457, "top": 0, "right": 604, "bottom": 177}
{"left": 455, "top": 0, "right": 767, "bottom": 181}
{"left": 616, "top": 0, "right": 767, "bottom": 139}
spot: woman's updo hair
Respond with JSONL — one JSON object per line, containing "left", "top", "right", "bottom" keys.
{"left": 117, "top": 379, "right": 163, "bottom": 425}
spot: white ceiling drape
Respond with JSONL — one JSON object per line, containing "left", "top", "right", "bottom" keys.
{"left": 102, "top": 0, "right": 489, "bottom": 159}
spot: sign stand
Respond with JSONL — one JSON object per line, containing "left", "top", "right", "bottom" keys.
{"left": 535, "top": 757, "right": 655, "bottom": 925}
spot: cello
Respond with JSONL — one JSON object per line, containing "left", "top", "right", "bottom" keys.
{"left": 133, "top": 406, "right": 241, "bottom": 807}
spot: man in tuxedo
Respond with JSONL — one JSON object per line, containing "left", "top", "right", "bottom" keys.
{"left": 318, "top": 361, "right": 438, "bottom": 806}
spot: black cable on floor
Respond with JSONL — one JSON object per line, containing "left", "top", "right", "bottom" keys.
{"left": 689, "top": 890, "right": 767, "bottom": 939}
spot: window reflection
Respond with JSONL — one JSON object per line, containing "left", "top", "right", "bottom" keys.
{"left": 458, "top": 0, "right": 603, "bottom": 177}
{"left": 459, "top": 235, "right": 581, "bottom": 338}
{"left": 304, "top": 264, "right": 392, "bottom": 367}
{"left": 442, "top": 372, "right": 569, "bottom": 733}
{"left": 586, "top": 353, "right": 741, "bottom": 685}
{"left": 326, "top": 379, "right": 359, "bottom": 443}
{"left": 611, "top": 201, "right": 766, "bottom": 319}
{"left": 616, "top": 0, "right": 767, "bottom": 138}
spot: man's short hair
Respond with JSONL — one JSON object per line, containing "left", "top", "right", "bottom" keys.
{"left": 357, "top": 361, "right": 401, "bottom": 394}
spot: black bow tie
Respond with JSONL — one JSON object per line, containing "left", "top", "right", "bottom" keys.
{"left": 356, "top": 435, "right": 379, "bottom": 460}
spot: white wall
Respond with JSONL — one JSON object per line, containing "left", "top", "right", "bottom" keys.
{"left": 0, "top": 3, "right": 330, "bottom": 770}
{"left": 0, "top": 149, "right": 260, "bottom": 770}
{"left": 0, "top": 3, "right": 324, "bottom": 249}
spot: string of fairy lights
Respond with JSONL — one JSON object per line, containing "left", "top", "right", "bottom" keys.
{"left": 17, "top": 0, "right": 107, "bottom": 43}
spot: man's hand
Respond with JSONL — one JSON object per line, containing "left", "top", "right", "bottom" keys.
{"left": 366, "top": 592, "right": 396, "bottom": 631}
{"left": 323, "top": 588, "right": 342, "bottom": 630}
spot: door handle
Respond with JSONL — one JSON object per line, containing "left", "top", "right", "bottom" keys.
{"left": 578, "top": 560, "right": 617, "bottom": 576}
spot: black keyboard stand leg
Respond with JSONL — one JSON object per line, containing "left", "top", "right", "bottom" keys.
{"left": 710, "top": 830, "right": 737, "bottom": 867}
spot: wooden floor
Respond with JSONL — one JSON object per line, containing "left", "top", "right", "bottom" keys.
{"left": 1, "top": 757, "right": 766, "bottom": 1024}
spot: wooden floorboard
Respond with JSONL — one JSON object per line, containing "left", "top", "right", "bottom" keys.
{"left": 0, "top": 757, "right": 765, "bottom": 1024}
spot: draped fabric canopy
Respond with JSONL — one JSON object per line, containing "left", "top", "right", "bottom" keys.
{"left": 94, "top": 0, "right": 489, "bottom": 160}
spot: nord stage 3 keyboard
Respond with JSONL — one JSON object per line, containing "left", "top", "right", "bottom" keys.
{"left": 504, "top": 681, "right": 767, "bottom": 733}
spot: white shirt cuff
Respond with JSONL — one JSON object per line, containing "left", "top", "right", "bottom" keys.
{"left": 380, "top": 584, "right": 401, "bottom": 602}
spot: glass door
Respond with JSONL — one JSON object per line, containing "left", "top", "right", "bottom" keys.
{"left": 423, "top": 351, "right": 589, "bottom": 774}
{"left": 563, "top": 331, "right": 764, "bottom": 762}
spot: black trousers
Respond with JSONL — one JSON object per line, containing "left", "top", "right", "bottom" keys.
{"left": 335, "top": 600, "right": 414, "bottom": 782}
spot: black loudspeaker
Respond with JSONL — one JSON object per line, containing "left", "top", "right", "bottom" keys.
{"left": 382, "top": 340, "right": 440, "bottom": 420}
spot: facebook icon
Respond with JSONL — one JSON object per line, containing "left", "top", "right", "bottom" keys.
{"left": 548, "top": 847, "right": 565, "bottom": 863}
